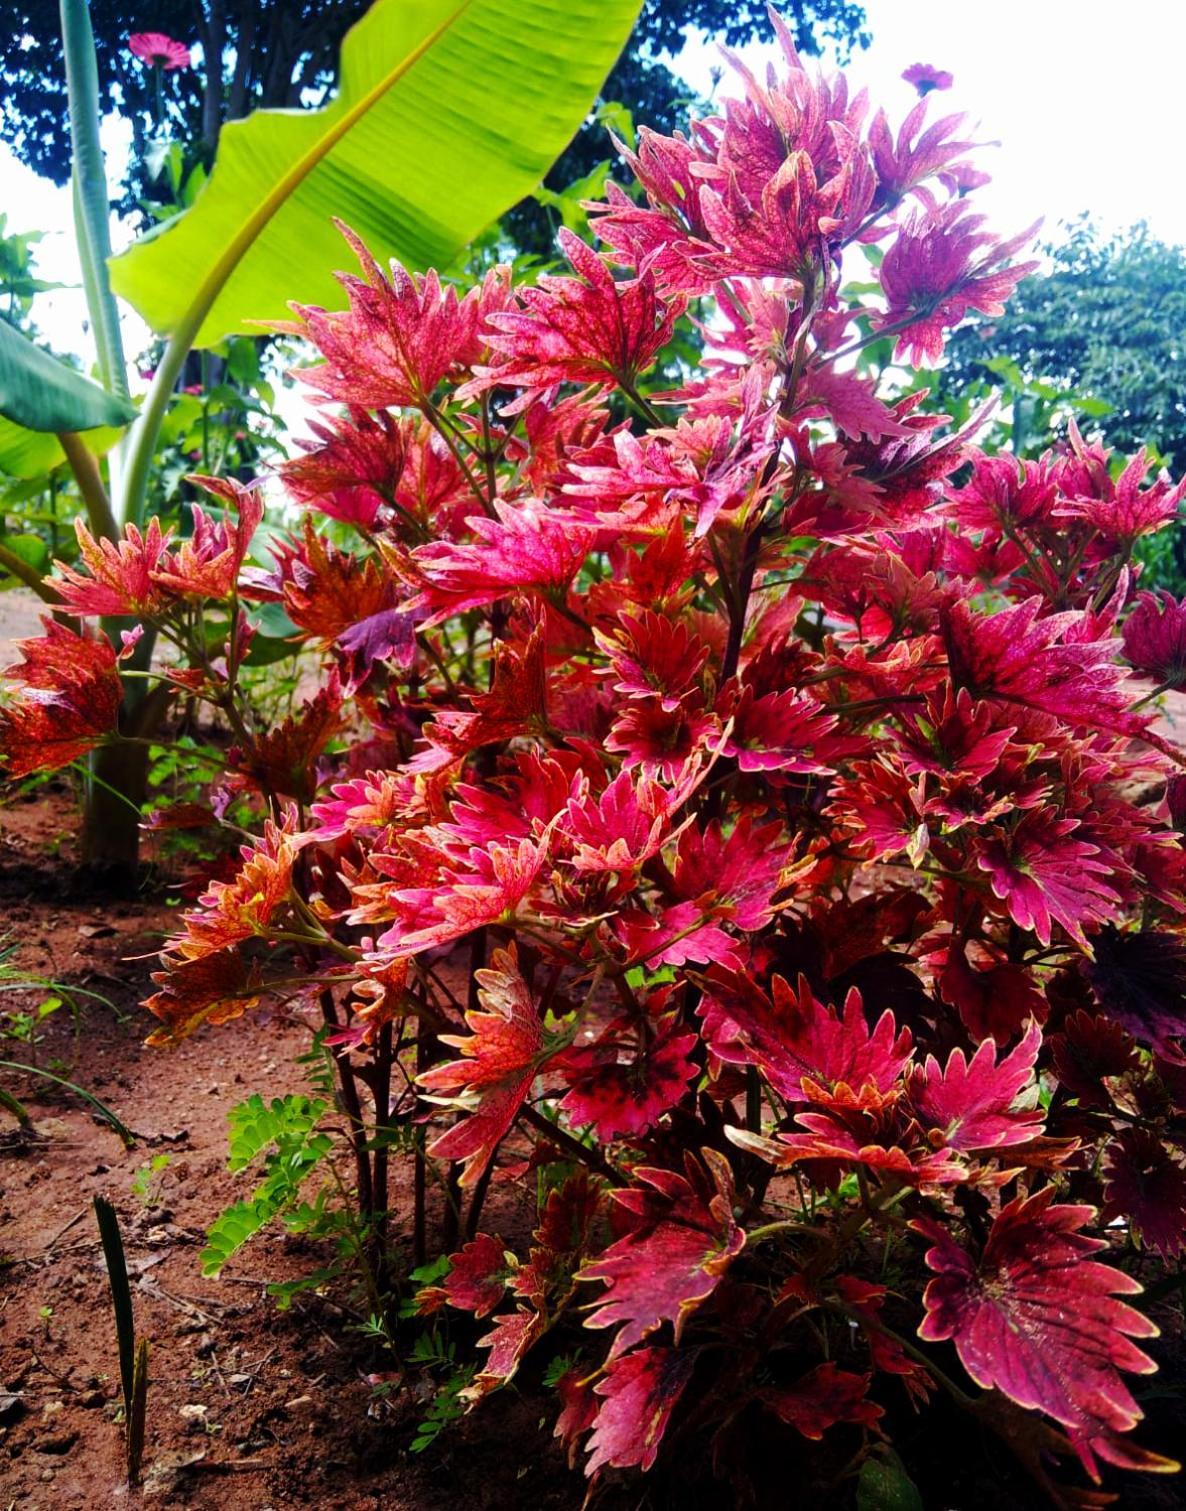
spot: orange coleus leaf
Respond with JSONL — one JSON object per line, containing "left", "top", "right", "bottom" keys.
{"left": 144, "top": 948, "right": 263, "bottom": 1045}
{"left": 0, "top": 618, "right": 122, "bottom": 778}
{"left": 417, "top": 945, "right": 550, "bottom": 1187}
{"left": 54, "top": 516, "right": 171, "bottom": 618}
{"left": 168, "top": 813, "right": 300, "bottom": 962}
{"left": 151, "top": 475, "right": 264, "bottom": 599}
{"left": 274, "top": 521, "right": 397, "bottom": 647}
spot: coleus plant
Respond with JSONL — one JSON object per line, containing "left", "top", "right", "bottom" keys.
{"left": 5, "top": 12, "right": 1186, "bottom": 1502}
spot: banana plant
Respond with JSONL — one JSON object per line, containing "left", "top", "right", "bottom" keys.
{"left": 2, "top": 0, "right": 642, "bottom": 875}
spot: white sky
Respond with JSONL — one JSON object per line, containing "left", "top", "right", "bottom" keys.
{"left": 3, "top": 0, "right": 1185, "bottom": 375}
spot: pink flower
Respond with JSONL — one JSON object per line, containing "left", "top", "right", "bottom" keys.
{"left": 902, "top": 63, "right": 954, "bottom": 96}
{"left": 128, "top": 32, "right": 191, "bottom": 70}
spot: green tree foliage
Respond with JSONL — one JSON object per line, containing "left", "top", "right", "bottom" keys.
{"left": 943, "top": 218, "right": 1186, "bottom": 470}
{"left": 935, "top": 219, "right": 1186, "bottom": 586}
{"left": 1, "top": 2, "right": 868, "bottom": 245}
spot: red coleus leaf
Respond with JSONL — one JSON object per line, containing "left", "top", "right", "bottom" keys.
{"left": 834, "top": 1276, "right": 932, "bottom": 1403}
{"left": 466, "top": 1308, "right": 545, "bottom": 1401}
{"left": 1103, "top": 1129, "right": 1186, "bottom": 1259}
{"left": 553, "top": 1367, "right": 599, "bottom": 1467}
{"left": 907, "top": 1020, "right": 1044, "bottom": 1152}
{"left": 605, "top": 696, "right": 721, "bottom": 781}
{"left": 876, "top": 204, "right": 1037, "bottom": 367}
{"left": 580, "top": 1150, "right": 743, "bottom": 1359}
{"left": 584, "top": 1345, "right": 697, "bottom": 1476}
{"left": 557, "top": 1011, "right": 699, "bottom": 1141}
{"left": 1048, "top": 1008, "right": 1138, "bottom": 1107}
{"left": 436, "top": 1233, "right": 512, "bottom": 1317}
{"left": 938, "top": 947, "right": 1047, "bottom": 1047}
{"left": 671, "top": 813, "right": 787, "bottom": 931}
{"left": 915, "top": 1187, "right": 1159, "bottom": 1478}
{"left": 761, "top": 1362, "right": 883, "bottom": 1440}
{"left": 595, "top": 609, "right": 710, "bottom": 712}
{"left": 279, "top": 408, "right": 407, "bottom": 531}
{"left": 474, "top": 228, "right": 680, "bottom": 413}
{"left": 412, "top": 622, "right": 547, "bottom": 771}
{"left": 698, "top": 968, "right": 911, "bottom": 1104}
{"left": 722, "top": 686, "right": 842, "bottom": 774}
{"left": 231, "top": 679, "right": 344, "bottom": 803}
{"left": 562, "top": 766, "right": 693, "bottom": 875}
{"left": 0, "top": 619, "right": 122, "bottom": 778}
{"left": 418, "top": 946, "right": 548, "bottom": 1187}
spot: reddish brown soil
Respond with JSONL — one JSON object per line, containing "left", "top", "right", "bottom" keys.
{"left": 0, "top": 788, "right": 586, "bottom": 1511}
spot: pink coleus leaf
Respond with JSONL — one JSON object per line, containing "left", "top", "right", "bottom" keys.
{"left": 417, "top": 945, "right": 548, "bottom": 1187}
{"left": 580, "top": 1149, "right": 743, "bottom": 1359}
{"left": 406, "top": 499, "right": 596, "bottom": 625}
{"left": 584, "top": 1345, "right": 697, "bottom": 1476}
{"left": 975, "top": 812, "right": 1122, "bottom": 949}
{"left": 942, "top": 595, "right": 1143, "bottom": 738}
{"left": 377, "top": 832, "right": 549, "bottom": 958}
{"left": 474, "top": 227, "right": 680, "bottom": 413}
{"left": 907, "top": 1020, "right": 1044, "bottom": 1151}
{"left": 914, "top": 1187, "right": 1159, "bottom": 1478}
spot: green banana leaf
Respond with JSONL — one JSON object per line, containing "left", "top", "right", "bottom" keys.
{"left": 0, "top": 317, "right": 136, "bottom": 434}
{"left": 108, "top": 0, "right": 642, "bottom": 348}
{"left": 0, "top": 418, "right": 125, "bottom": 480}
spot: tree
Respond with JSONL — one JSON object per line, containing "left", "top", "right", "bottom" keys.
{"left": 943, "top": 218, "right": 1186, "bottom": 470}
{"left": 2, "top": 2, "right": 868, "bottom": 242}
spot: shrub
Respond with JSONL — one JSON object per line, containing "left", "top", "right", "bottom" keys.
{"left": 5, "top": 15, "right": 1186, "bottom": 1502}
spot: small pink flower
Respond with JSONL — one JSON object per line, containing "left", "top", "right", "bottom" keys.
{"left": 902, "top": 63, "right": 953, "bottom": 96}
{"left": 128, "top": 32, "right": 191, "bottom": 70}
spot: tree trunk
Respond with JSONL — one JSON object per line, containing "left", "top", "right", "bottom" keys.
{"left": 80, "top": 629, "right": 169, "bottom": 892}
{"left": 81, "top": 740, "right": 150, "bottom": 893}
